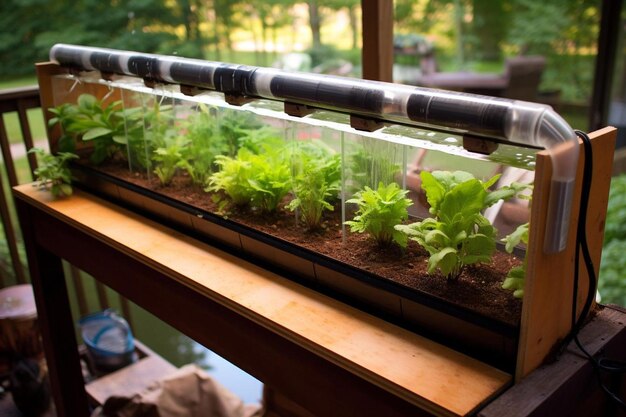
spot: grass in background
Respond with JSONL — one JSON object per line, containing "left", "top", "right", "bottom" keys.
{"left": 0, "top": 76, "right": 37, "bottom": 90}
{"left": 3, "top": 109, "right": 48, "bottom": 145}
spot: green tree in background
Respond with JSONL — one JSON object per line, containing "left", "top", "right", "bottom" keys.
{"left": 470, "top": 0, "right": 511, "bottom": 61}
{"left": 0, "top": 0, "right": 190, "bottom": 76}
{"left": 507, "top": 0, "right": 599, "bottom": 101}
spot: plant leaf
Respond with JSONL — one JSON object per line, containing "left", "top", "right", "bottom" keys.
{"left": 83, "top": 127, "right": 113, "bottom": 141}
{"left": 112, "top": 135, "right": 128, "bottom": 145}
{"left": 502, "top": 222, "right": 529, "bottom": 253}
{"left": 77, "top": 94, "right": 97, "bottom": 109}
{"left": 428, "top": 247, "right": 458, "bottom": 276}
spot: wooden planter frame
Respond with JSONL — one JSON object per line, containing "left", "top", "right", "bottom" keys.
{"left": 36, "top": 61, "right": 617, "bottom": 381}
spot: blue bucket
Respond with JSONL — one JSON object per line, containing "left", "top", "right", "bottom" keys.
{"left": 79, "top": 309, "right": 135, "bottom": 372}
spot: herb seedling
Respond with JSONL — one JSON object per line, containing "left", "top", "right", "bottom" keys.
{"left": 345, "top": 182, "right": 412, "bottom": 247}
{"left": 217, "top": 110, "right": 264, "bottom": 157}
{"left": 178, "top": 105, "right": 222, "bottom": 186}
{"left": 287, "top": 142, "right": 341, "bottom": 230}
{"left": 48, "top": 94, "right": 130, "bottom": 164}
{"left": 29, "top": 147, "right": 78, "bottom": 198}
{"left": 207, "top": 146, "right": 291, "bottom": 213}
{"left": 396, "top": 171, "right": 527, "bottom": 280}
{"left": 246, "top": 150, "right": 291, "bottom": 213}
{"left": 207, "top": 149, "right": 255, "bottom": 208}
{"left": 178, "top": 105, "right": 282, "bottom": 187}
{"left": 152, "top": 136, "right": 188, "bottom": 186}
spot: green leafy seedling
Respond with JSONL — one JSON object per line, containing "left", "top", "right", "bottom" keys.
{"left": 345, "top": 182, "right": 412, "bottom": 247}
{"left": 178, "top": 105, "right": 221, "bottom": 186}
{"left": 287, "top": 142, "right": 341, "bottom": 230}
{"left": 246, "top": 150, "right": 292, "bottom": 213}
{"left": 48, "top": 94, "right": 132, "bottom": 165}
{"left": 207, "top": 146, "right": 291, "bottom": 214}
{"left": 396, "top": 170, "right": 528, "bottom": 280}
{"left": 29, "top": 147, "right": 78, "bottom": 198}
{"left": 501, "top": 222, "right": 529, "bottom": 298}
{"left": 152, "top": 136, "right": 188, "bottom": 186}
{"left": 207, "top": 150, "right": 255, "bottom": 209}
{"left": 179, "top": 105, "right": 283, "bottom": 187}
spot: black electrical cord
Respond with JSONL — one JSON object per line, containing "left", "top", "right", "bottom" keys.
{"left": 567, "top": 130, "right": 626, "bottom": 411}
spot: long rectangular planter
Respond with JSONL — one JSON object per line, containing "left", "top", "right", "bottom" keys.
{"left": 72, "top": 163, "right": 519, "bottom": 371}
{"left": 37, "top": 61, "right": 617, "bottom": 381}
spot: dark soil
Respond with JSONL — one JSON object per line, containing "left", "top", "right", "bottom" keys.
{"left": 96, "top": 162, "right": 523, "bottom": 327}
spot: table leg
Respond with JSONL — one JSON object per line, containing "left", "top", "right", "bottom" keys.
{"left": 15, "top": 199, "right": 90, "bottom": 417}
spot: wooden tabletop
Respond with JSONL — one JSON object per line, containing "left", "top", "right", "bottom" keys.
{"left": 14, "top": 184, "right": 511, "bottom": 417}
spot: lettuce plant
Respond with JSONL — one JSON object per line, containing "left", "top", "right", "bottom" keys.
{"left": 48, "top": 94, "right": 130, "bottom": 165}
{"left": 501, "top": 222, "right": 529, "bottom": 298}
{"left": 396, "top": 171, "right": 526, "bottom": 280}
{"left": 29, "top": 147, "right": 78, "bottom": 198}
{"left": 287, "top": 143, "right": 341, "bottom": 230}
{"left": 345, "top": 182, "right": 412, "bottom": 247}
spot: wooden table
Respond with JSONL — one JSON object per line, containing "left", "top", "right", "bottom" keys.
{"left": 13, "top": 184, "right": 513, "bottom": 417}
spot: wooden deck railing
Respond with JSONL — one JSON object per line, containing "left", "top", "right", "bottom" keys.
{"left": 0, "top": 85, "right": 38, "bottom": 286}
{"left": 0, "top": 85, "right": 132, "bottom": 326}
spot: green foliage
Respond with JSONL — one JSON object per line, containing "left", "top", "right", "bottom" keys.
{"left": 177, "top": 106, "right": 281, "bottom": 187}
{"left": 245, "top": 150, "right": 291, "bottom": 213}
{"left": 598, "top": 240, "right": 626, "bottom": 306}
{"left": 48, "top": 94, "right": 130, "bottom": 165}
{"left": 345, "top": 182, "right": 412, "bottom": 247}
{"left": 207, "top": 149, "right": 256, "bottom": 208}
{"left": 29, "top": 147, "right": 78, "bottom": 198}
{"left": 350, "top": 146, "right": 401, "bottom": 192}
{"left": 396, "top": 171, "right": 526, "bottom": 280}
{"left": 207, "top": 146, "right": 291, "bottom": 214}
{"left": 216, "top": 110, "right": 265, "bottom": 157}
{"left": 603, "top": 174, "right": 626, "bottom": 243}
{"left": 502, "top": 222, "right": 529, "bottom": 298}
{"left": 599, "top": 174, "right": 626, "bottom": 306}
{"left": 178, "top": 105, "right": 221, "bottom": 186}
{"left": 0, "top": 0, "right": 184, "bottom": 77}
{"left": 153, "top": 136, "right": 188, "bottom": 186}
{"left": 123, "top": 104, "right": 154, "bottom": 171}
{"left": 287, "top": 142, "right": 341, "bottom": 230}
{"left": 141, "top": 100, "right": 176, "bottom": 165}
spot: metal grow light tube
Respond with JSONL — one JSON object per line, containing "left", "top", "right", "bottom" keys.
{"left": 50, "top": 43, "right": 579, "bottom": 253}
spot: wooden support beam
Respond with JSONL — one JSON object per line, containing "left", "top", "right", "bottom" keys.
{"left": 361, "top": 0, "right": 393, "bottom": 82}
{"left": 516, "top": 127, "right": 617, "bottom": 381}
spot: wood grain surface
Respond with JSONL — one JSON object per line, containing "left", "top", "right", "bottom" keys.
{"left": 14, "top": 184, "right": 511, "bottom": 417}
